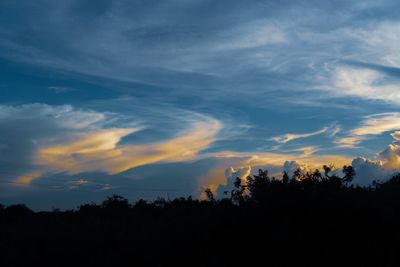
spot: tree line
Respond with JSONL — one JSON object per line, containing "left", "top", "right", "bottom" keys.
{"left": 1, "top": 165, "right": 400, "bottom": 266}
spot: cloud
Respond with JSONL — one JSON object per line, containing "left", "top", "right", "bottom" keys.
{"left": 225, "top": 166, "right": 252, "bottom": 182}
{"left": 350, "top": 131, "right": 400, "bottom": 184}
{"left": 0, "top": 103, "right": 222, "bottom": 185}
{"left": 1, "top": 0, "right": 400, "bottom": 122}
{"left": 342, "top": 22, "right": 400, "bottom": 68}
{"left": 33, "top": 128, "right": 138, "bottom": 175}
{"left": 199, "top": 149, "right": 352, "bottom": 197}
{"left": 67, "top": 179, "right": 89, "bottom": 190}
{"left": 213, "top": 166, "right": 251, "bottom": 198}
{"left": 283, "top": 160, "right": 308, "bottom": 177}
{"left": 271, "top": 127, "right": 328, "bottom": 144}
{"left": 293, "top": 146, "right": 319, "bottom": 156}
{"left": 336, "top": 113, "right": 400, "bottom": 147}
{"left": 3, "top": 1, "right": 400, "bottom": 208}
{"left": 351, "top": 157, "right": 387, "bottom": 185}
{"left": 0, "top": 104, "right": 110, "bottom": 182}
{"left": 205, "top": 134, "right": 400, "bottom": 189}
{"left": 332, "top": 67, "right": 400, "bottom": 104}
{"left": 214, "top": 20, "right": 287, "bottom": 50}
{"left": 66, "top": 179, "right": 117, "bottom": 191}
{"left": 32, "top": 118, "right": 221, "bottom": 179}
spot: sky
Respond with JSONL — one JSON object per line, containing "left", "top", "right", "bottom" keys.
{"left": 1, "top": 0, "right": 400, "bottom": 210}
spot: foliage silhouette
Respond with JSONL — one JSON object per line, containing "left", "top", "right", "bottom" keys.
{"left": 1, "top": 164, "right": 400, "bottom": 266}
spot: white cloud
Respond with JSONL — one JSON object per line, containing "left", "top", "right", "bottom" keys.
{"left": 350, "top": 130, "right": 400, "bottom": 184}
{"left": 332, "top": 67, "right": 400, "bottom": 104}
{"left": 343, "top": 22, "right": 400, "bottom": 67}
{"left": 351, "top": 157, "right": 387, "bottom": 185}
{"left": 283, "top": 160, "right": 308, "bottom": 177}
{"left": 336, "top": 113, "right": 400, "bottom": 147}
{"left": 225, "top": 166, "right": 252, "bottom": 182}
{"left": 214, "top": 166, "right": 252, "bottom": 198}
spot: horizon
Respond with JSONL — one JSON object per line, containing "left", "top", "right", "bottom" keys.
{"left": 1, "top": 0, "right": 400, "bottom": 210}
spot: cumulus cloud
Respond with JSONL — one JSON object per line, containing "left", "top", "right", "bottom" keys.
{"left": 225, "top": 166, "right": 252, "bottom": 182}
{"left": 350, "top": 130, "right": 400, "bottom": 184}
{"left": 283, "top": 161, "right": 308, "bottom": 177}
{"left": 200, "top": 149, "right": 352, "bottom": 196}
{"left": 351, "top": 157, "right": 387, "bottom": 185}
{"left": 206, "top": 138, "right": 400, "bottom": 190}
{"left": 213, "top": 166, "right": 252, "bottom": 198}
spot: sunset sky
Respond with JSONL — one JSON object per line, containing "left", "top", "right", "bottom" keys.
{"left": 1, "top": 0, "right": 400, "bottom": 209}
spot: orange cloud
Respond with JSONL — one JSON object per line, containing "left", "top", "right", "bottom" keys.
{"left": 20, "top": 119, "right": 222, "bottom": 184}
{"left": 16, "top": 172, "right": 42, "bottom": 185}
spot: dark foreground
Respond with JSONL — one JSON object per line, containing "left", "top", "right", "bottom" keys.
{"left": 1, "top": 166, "right": 400, "bottom": 266}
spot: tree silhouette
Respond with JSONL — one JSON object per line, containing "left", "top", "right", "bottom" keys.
{"left": 231, "top": 177, "right": 245, "bottom": 205}
{"left": 282, "top": 171, "right": 290, "bottom": 184}
{"left": 204, "top": 188, "right": 215, "bottom": 202}
{"left": 102, "top": 195, "right": 130, "bottom": 211}
{"left": 3, "top": 163, "right": 400, "bottom": 266}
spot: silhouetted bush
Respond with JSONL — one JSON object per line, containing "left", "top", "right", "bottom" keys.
{"left": 2, "top": 164, "right": 400, "bottom": 266}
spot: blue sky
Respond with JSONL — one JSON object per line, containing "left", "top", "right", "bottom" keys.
{"left": 1, "top": 0, "right": 400, "bottom": 209}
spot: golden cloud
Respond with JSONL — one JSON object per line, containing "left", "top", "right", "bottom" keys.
{"left": 17, "top": 119, "right": 222, "bottom": 184}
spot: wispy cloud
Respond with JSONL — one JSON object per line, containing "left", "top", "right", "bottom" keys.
{"left": 332, "top": 67, "right": 400, "bottom": 104}
{"left": 0, "top": 103, "right": 222, "bottom": 185}
{"left": 18, "top": 117, "right": 222, "bottom": 184}
{"left": 3, "top": 0, "right": 400, "bottom": 208}
{"left": 270, "top": 127, "right": 328, "bottom": 144}
{"left": 336, "top": 113, "right": 400, "bottom": 148}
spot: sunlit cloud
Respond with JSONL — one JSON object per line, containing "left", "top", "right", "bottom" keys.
{"left": 293, "top": 146, "right": 319, "bottom": 156}
{"left": 0, "top": 104, "right": 115, "bottom": 185}
{"left": 199, "top": 149, "right": 352, "bottom": 196}
{"left": 36, "top": 128, "right": 139, "bottom": 174}
{"left": 351, "top": 131, "right": 400, "bottom": 185}
{"left": 270, "top": 127, "right": 328, "bottom": 144}
{"left": 3, "top": 1, "right": 400, "bottom": 209}
{"left": 337, "top": 113, "right": 400, "bottom": 147}
{"left": 23, "top": 118, "right": 222, "bottom": 184}
{"left": 16, "top": 172, "right": 42, "bottom": 185}
{"left": 0, "top": 104, "right": 222, "bottom": 185}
